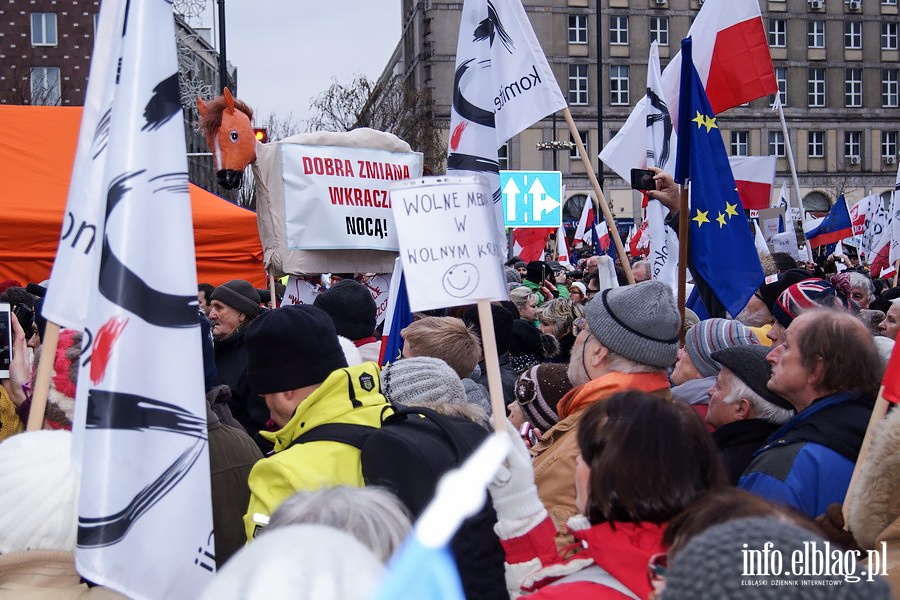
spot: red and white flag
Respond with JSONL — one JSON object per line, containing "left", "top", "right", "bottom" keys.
{"left": 512, "top": 227, "right": 552, "bottom": 262}
{"left": 599, "top": 0, "right": 776, "bottom": 180}
{"left": 556, "top": 226, "right": 572, "bottom": 268}
{"left": 849, "top": 195, "right": 870, "bottom": 237}
{"left": 69, "top": 1, "right": 214, "bottom": 597}
{"left": 573, "top": 195, "right": 595, "bottom": 245}
{"left": 889, "top": 162, "right": 900, "bottom": 267}
{"left": 729, "top": 156, "right": 776, "bottom": 211}
{"left": 447, "top": 0, "right": 566, "bottom": 244}
{"left": 595, "top": 221, "right": 610, "bottom": 253}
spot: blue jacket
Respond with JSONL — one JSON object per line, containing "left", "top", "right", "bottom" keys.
{"left": 738, "top": 390, "right": 872, "bottom": 518}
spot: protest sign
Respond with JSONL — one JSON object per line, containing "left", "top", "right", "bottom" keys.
{"left": 757, "top": 207, "right": 785, "bottom": 243}
{"left": 390, "top": 176, "right": 507, "bottom": 312}
{"left": 364, "top": 273, "right": 392, "bottom": 326}
{"left": 281, "top": 276, "right": 321, "bottom": 306}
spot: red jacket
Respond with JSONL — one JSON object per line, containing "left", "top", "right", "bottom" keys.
{"left": 501, "top": 517, "right": 666, "bottom": 599}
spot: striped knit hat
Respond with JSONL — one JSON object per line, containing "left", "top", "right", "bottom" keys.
{"left": 684, "top": 318, "right": 759, "bottom": 378}
{"left": 513, "top": 364, "right": 573, "bottom": 431}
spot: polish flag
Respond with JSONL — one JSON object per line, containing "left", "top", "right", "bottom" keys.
{"left": 512, "top": 227, "right": 552, "bottom": 262}
{"left": 729, "top": 156, "right": 776, "bottom": 210}
{"left": 849, "top": 195, "right": 870, "bottom": 236}
{"left": 573, "top": 196, "right": 595, "bottom": 245}
{"left": 600, "top": 0, "right": 776, "bottom": 181}
{"left": 629, "top": 219, "right": 649, "bottom": 257}
{"left": 595, "top": 221, "right": 610, "bottom": 253}
{"left": 556, "top": 226, "right": 572, "bottom": 268}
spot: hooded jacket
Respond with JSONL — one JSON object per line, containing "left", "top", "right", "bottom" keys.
{"left": 242, "top": 362, "right": 390, "bottom": 540}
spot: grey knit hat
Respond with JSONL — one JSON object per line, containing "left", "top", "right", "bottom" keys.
{"left": 210, "top": 279, "right": 260, "bottom": 318}
{"left": 380, "top": 357, "right": 466, "bottom": 408}
{"left": 664, "top": 517, "right": 891, "bottom": 599}
{"left": 712, "top": 345, "right": 794, "bottom": 411}
{"left": 684, "top": 318, "right": 759, "bottom": 378}
{"left": 584, "top": 280, "right": 679, "bottom": 368}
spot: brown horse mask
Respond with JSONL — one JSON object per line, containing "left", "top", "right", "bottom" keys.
{"left": 197, "top": 88, "right": 257, "bottom": 189}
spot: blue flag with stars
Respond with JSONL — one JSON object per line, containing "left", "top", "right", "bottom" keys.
{"left": 674, "top": 37, "right": 764, "bottom": 317}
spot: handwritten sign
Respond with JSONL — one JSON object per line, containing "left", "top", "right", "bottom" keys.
{"left": 390, "top": 176, "right": 507, "bottom": 312}
{"left": 280, "top": 143, "right": 423, "bottom": 251}
{"left": 281, "top": 276, "right": 321, "bottom": 306}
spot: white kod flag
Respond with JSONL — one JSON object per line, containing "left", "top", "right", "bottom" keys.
{"left": 72, "top": 1, "right": 214, "bottom": 598}
{"left": 42, "top": 0, "right": 126, "bottom": 328}
{"left": 890, "top": 162, "right": 900, "bottom": 266}
{"left": 447, "top": 0, "right": 566, "bottom": 241}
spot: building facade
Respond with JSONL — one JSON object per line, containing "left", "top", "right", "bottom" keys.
{"left": 387, "top": 0, "right": 900, "bottom": 222}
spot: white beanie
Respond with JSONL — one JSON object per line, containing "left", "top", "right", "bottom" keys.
{"left": 0, "top": 430, "right": 79, "bottom": 552}
{"left": 200, "top": 524, "right": 384, "bottom": 600}
{"left": 380, "top": 357, "right": 467, "bottom": 408}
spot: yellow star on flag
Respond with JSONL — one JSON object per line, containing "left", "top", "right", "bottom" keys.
{"left": 693, "top": 209, "right": 710, "bottom": 227}
{"left": 725, "top": 202, "right": 739, "bottom": 218}
{"left": 692, "top": 111, "right": 706, "bottom": 130}
{"left": 717, "top": 212, "right": 727, "bottom": 228}
{"left": 702, "top": 114, "right": 718, "bottom": 133}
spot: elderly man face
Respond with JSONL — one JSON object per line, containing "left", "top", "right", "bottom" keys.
{"left": 706, "top": 368, "right": 748, "bottom": 429}
{"left": 766, "top": 313, "right": 816, "bottom": 411}
{"left": 879, "top": 302, "right": 900, "bottom": 340}
{"left": 209, "top": 300, "right": 247, "bottom": 341}
{"left": 849, "top": 285, "right": 871, "bottom": 310}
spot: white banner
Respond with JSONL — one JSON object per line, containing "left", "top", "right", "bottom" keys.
{"left": 364, "top": 274, "right": 392, "bottom": 326}
{"left": 281, "top": 143, "right": 423, "bottom": 251}
{"left": 281, "top": 276, "right": 321, "bottom": 306}
{"left": 390, "top": 176, "right": 506, "bottom": 312}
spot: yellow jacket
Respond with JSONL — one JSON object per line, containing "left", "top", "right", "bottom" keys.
{"left": 242, "top": 362, "right": 390, "bottom": 540}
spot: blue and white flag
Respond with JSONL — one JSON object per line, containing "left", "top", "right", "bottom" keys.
{"left": 70, "top": 1, "right": 214, "bottom": 598}
{"left": 379, "top": 257, "right": 414, "bottom": 366}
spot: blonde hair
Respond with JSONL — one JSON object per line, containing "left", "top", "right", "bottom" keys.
{"left": 400, "top": 316, "right": 482, "bottom": 377}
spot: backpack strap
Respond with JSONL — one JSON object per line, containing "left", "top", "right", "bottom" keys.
{"left": 284, "top": 422, "right": 374, "bottom": 451}
{"left": 384, "top": 405, "right": 468, "bottom": 461}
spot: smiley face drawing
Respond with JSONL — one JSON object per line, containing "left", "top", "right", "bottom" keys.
{"left": 442, "top": 263, "right": 480, "bottom": 298}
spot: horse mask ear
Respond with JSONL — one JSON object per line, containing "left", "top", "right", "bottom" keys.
{"left": 197, "top": 96, "right": 208, "bottom": 117}
{"left": 223, "top": 87, "right": 235, "bottom": 115}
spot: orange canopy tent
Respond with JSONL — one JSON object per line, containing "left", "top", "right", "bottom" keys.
{"left": 0, "top": 105, "right": 265, "bottom": 287}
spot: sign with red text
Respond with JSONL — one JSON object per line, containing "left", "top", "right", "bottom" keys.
{"left": 281, "top": 144, "right": 423, "bottom": 251}
{"left": 390, "top": 176, "right": 507, "bottom": 312}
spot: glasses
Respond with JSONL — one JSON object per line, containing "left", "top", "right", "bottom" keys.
{"left": 585, "top": 288, "right": 600, "bottom": 296}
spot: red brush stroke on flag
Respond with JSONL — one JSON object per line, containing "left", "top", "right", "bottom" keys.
{"left": 450, "top": 121, "right": 467, "bottom": 152}
{"left": 90, "top": 315, "right": 128, "bottom": 385}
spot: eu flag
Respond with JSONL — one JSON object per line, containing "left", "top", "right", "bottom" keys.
{"left": 674, "top": 37, "right": 764, "bottom": 318}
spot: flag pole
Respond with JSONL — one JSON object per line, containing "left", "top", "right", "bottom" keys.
{"left": 26, "top": 322, "right": 60, "bottom": 431}
{"left": 677, "top": 184, "right": 689, "bottom": 346}
{"left": 268, "top": 270, "right": 278, "bottom": 309}
{"left": 774, "top": 98, "right": 804, "bottom": 224}
{"left": 476, "top": 300, "right": 509, "bottom": 434}
{"left": 562, "top": 107, "right": 635, "bottom": 284}
{"left": 893, "top": 260, "right": 899, "bottom": 287}
{"left": 841, "top": 388, "right": 889, "bottom": 525}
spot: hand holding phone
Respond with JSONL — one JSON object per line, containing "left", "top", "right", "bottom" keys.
{"left": 630, "top": 168, "right": 657, "bottom": 192}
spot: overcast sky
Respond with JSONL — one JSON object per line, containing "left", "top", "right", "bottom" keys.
{"left": 195, "top": 1, "right": 401, "bottom": 126}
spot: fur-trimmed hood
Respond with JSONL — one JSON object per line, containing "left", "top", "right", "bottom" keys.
{"left": 400, "top": 399, "right": 491, "bottom": 430}
{"left": 848, "top": 406, "right": 900, "bottom": 548}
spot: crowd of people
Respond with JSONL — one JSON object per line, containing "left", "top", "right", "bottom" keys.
{"left": 1, "top": 226, "right": 899, "bottom": 598}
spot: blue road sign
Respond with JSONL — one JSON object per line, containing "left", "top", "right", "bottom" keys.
{"left": 500, "top": 170, "right": 563, "bottom": 228}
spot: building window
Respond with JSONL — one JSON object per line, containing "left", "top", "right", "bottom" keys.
{"left": 769, "top": 19, "right": 786, "bottom": 47}
{"left": 845, "top": 68, "right": 863, "bottom": 107}
{"left": 768, "top": 131, "right": 786, "bottom": 157}
{"left": 570, "top": 130, "right": 588, "bottom": 159}
{"left": 845, "top": 21, "right": 863, "bottom": 49}
{"left": 568, "top": 15, "right": 588, "bottom": 44}
{"left": 808, "top": 131, "right": 825, "bottom": 158}
{"left": 808, "top": 20, "right": 825, "bottom": 48}
{"left": 649, "top": 16, "right": 669, "bottom": 46}
{"left": 773, "top": 66, "right": 788, "bottom": 106}
{"left": 30, "top": 66, "right": 61, "bottom": 105}
{"left": 498, "top": 142, "right": 509, "bottom": 171}
{"left": 882, "top": 131, "right": 898, "bottom": 159}
{"left": 884, "top": 69, "right": 900, "bottom": 106}
{"left": 609, "top": 65, "right": 630, "bottom": 105}
{"left": 883, "top": 22, "right": 899, "bottom": 49}
{"left": 568, "top": 64, "right": 589, "bottom": 105}
{"left": 609, "top": 15, "right": 629, "bottom": 45}
{"left": 731, "top": 131, "right": 750, "bottom": 156}
{"left": 30, "top": 13, "right": 57, "bottom": 46}
{"left": 883, "top": 0, "right": 898, "bottom": 5}
{"left": 808, "top": 68, "right": 826, "bottom": 107}
{"left": 845, "top": 131, "right": 862, "bottom": 157}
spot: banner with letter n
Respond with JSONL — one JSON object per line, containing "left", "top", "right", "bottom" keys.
{"left": 500, "top": 170, "right": 562, "bottom": 228}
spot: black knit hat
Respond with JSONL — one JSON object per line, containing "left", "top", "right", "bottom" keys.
{"left": 210, "top": 280, "right": 260, "bottom": 319}
{"left": 711, "top": 345, "right": 793, "bottom": 411}
{"left": 756, "top": 268, "right": 810, "bottom": 311}
{"left": 313, "top": 280, "right": 377, "bottom": 341}
{"left": 245, "top": 305, "right": 348, "bottom": 395}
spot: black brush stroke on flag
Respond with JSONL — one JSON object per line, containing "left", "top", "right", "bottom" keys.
{"left": 141, "top": 73, "right": 181, "bottom": 132}
{"left": 452, "top": 59, "right": 496, "bottom": 128}
{"left": 474, "top": 1, "right": 514, "bottom": 53}
{"left": 78, "top": 439, "right": 206, "bottom": 548}
{"left": 92, "top": 107, "right": 113, "bottom": 159}
{"left": 99, "top": 171, "right": 198, "bottom": 327}
{"left": 645, "top": 88, "right": 672, "bottom": 168}
{"left": 86, "top": 390, "right": 207, "bottom": 439}
{"left": 446, "top": 153, "right": 499, "bottom": 174}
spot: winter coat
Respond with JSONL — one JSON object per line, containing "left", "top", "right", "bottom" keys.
{"left": 242, "top": 362, "right": 390, "bottom": 540}
{"left": 531, "top": 371, "right": 671, "bottom": 549}
{"left": 207, "top": 402, "right": 262, "bottom": 567}
{"left": 847, "top": 405, "right": 900, "bottom": 598}
{"left": 738, "top": 390, "right": 872, "bottom": 518}
{"left": 712, "top": 418, "right": 781, "bottom": 485}
{"left": 213, "top": 327, "right": 270, "bottom": 449}
{"left": 0, "top": 551, "right": 125, "bottom": 599}
{"left": 501, "top": 515, "right": 664, "bottom": 599}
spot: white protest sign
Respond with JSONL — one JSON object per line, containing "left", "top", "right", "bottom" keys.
{"left": 280, "top": 143, "right": 423, "bottom": 251}
{"left": 771, "top": 232, "right": 801, "bottom": 260}
{"left": 390, "top": 176, "right": 507, "bottom": 312}
{"left": 282, "top": 276, "right": 322, "bottom": 305}
{"left": 364, "top": 274, "right": 391, "bottom": 326}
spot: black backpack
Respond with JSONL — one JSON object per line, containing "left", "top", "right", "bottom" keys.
{"left": 287, "top": 404, "right": 508, "bottom": 599}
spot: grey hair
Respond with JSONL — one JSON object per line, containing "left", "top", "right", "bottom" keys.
{"left": 846, "top": 271, "right": 875, "bottom": 303}
{"left": 720, "top": 370, "right": 793, "bottom": 425}
{"left": 266, "top": 486, "right": 412, "bottom": 563}
{"left": 509, "top": 286, "right": 539, "bottom": 310}
{"left": 537, "top": 298, "right": 584, "bottom": 338}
